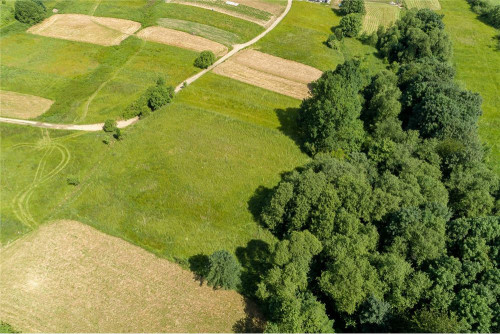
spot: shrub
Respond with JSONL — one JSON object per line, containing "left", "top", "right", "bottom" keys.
{"left": 327, "top": 35, "right": 341, "bottom": 50}
{"left": 66, "top": 177, "right": 80, "bottom": 186}
{"left": 339, "top": 13, "right": 363, "bottom": 37}
{"left": 147, "top": 84, "right": 174, "bottom": 111}
{"left": 205, "top": 250, "right": 241, "bottom": 290}
{"left": 334, "top": 27, "right": 344, "bottom": 40}
{"left": 103, "top": 119, "right": 117, "bottom": 132}
{"left": 14, "top": 0, "right": 46, "bottom": 25}
{"left": 113, "top": 128, "right": 123, "bottom": 140}
{"left": 487, "top": 5, "right": 500, "bottom": 29}
{"left": 194, "top": 50, "right": 216, "bottom": 69}
{"left": 339, "top": 0, "right": 366, "bottom": 15}
{"left": 139, "top": 106, "right": 151, "bottom": 119}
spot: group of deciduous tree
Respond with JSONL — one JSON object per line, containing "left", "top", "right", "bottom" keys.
{"left": 255, "top": 9, "right": 499, "bottom": 333}
{"left": 14, "top": 0, "right": 46, "bottom": 25}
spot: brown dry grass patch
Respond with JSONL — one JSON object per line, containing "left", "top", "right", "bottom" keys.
{"left": 213, "top": 49, "right": 322, "bottom": 99}
{"left": 0, "top": 220, "right": 260, "bottom": 333}
{"left": 136, "top": 26, "right": 228, "bottom": 56}
{"left": 28, "top": 14, "right": 141, "bottom": 46}
{"left": 0, "top": 90, "right": 54, "bottom": 119}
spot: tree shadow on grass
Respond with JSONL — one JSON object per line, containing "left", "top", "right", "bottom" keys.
{"left": 188, "top": 253, "right": 209, "bottom": 286}
{"left": 275, "top": 107, "right": 305, "bottom": 152}
{"left": 247, "top": 185, "right": 274, "bottom": 225}
{"left": 236, "top": 239, "right": 272, "bottom": 297}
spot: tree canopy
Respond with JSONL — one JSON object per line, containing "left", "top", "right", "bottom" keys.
{"left": 254, "top": 9, "right": 499, "bottom": 332}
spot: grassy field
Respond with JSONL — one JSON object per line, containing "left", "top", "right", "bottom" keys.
{"left": 363, "top": 1, "right": 401, "bottom": 33}
{"left": 1, "top": 75, "right": 308, "bottom": 260}
{"left": 0, "top": 125, "right": 107, "bottom": 244}
{"left": 0, "top": 0, "right": 268, "bottom": 123}
{"left": 157, "top": 18, "right": 242, "bottom": 46}
{"left": 0, "top": 27, "right": 200, "bottom": 123}
{"left": 439, "top": 0, "right": 500, "bottom": 173}
{"left": 254, "top": 1, "right": 385, "bottom": 72}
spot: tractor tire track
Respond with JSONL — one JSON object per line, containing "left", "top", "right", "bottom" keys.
{"left": 11, "top": 131, "right": 71, "bottom": 230}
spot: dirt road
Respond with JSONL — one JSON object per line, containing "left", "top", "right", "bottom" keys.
{"left": 0, "top": 0, "right": 292, "bottom": 131}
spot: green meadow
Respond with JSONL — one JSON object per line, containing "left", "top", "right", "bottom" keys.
{"left": 439, "top": 0, "right": 500, "bottom": 173}
{"left": 254, "top": 1, "right": 385, "bottom": 73}
{"left": 0, "top": 31, "right": 200, "bottom": 123}
{"left": 0, "top": 0, "right": 265, "bottom": 124}
{"left": 1, "top": 74, "right": 308, "bottom": 260}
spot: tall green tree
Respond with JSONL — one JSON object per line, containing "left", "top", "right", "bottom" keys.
{"left": 339, "top": 0, "right": 366, "bottom": 15}
{"left": 298, "top": 59, "right": 368, "bottom": 155}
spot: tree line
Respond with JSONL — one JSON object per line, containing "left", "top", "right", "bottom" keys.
{"left": 254, "top": 8, "right": 499, "bottom": 332}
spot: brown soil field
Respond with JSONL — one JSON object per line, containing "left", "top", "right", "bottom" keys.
{"left": 0, "top": 91, "right": 54, "bottom": 119}
{"left": 0, "top": 221, "right": 261, "bottom": 333}
{"left": 136, "top": 26, "right": 228, "bottom": 56}
{"left": 28, "top": 14, "right": 141, "bottom": 46}
{"left": 213, "top": 49, "right": 322, "bottom": 99}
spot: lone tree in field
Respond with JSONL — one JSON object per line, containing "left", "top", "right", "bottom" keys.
{"left": 339, "top": 0, "right": 366, "bottom": 15}
{"left": 206, "top": 250, "right": 241, "bottom": 290}
{"left": 194, "top": 50, "right": 216, "bottom": 69}
{"left": 14, "top": 0, "right": 46, "bottom": 25}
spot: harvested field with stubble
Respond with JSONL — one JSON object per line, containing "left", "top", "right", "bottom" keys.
{"left": 0, "top": 220, "right": 260, "bottom": 333}
{"left": 28, "top": 14, "right": 141, "bottom": 46}
{"left": 363, "top": 2, "right": 401, "bottom": 33}
{"left": 0, "top": 91, "right": 54, "bottom": 119}
{"left": 213, "top": 49, "right": 322, "bottom": 99}
{"left": 404, "top": 0, "right": 441, "bottom": 10}
{"left": 170, "top": 0, "right": 271, "bottom": 26}
{"left": 227, "top": 0, "right": 286, "bottom": 16}
{"left": 136, "top": 26, "right": 228, "bottom": 56}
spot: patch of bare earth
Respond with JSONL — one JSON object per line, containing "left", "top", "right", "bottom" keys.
{"left": 170, "top": 0, "right": 270, "bottom": 26}
{"left": 0, "top": 220, "right": 261, "bottom": 333}
{"left": 136, "top": 26, "right": 228, "bottom": 56}
{"left": 28, "top": 14, "right": 141, "bottom": 46}
{"left": 213, "top": 49, "right": 322, "bottom": 99}
{"left": 0, "top": 91, "right": 54, "bottom": 119}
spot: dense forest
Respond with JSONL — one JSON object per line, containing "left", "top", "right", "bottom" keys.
{"left": 252, "top": 9, "right": 499, "bottom": 333}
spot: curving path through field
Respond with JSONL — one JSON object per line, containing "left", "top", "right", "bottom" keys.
{"left": 0, "top": 0, "right": 292, "bottom": 132}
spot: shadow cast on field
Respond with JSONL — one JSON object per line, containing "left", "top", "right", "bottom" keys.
{"left": 236, "top": 239, "right": 272, "bottom": 296}
{"left": 247, "top": 185, "right": 273, "bottom": 225}
{"left": 188, "top": 253, "right": 209, "bottom": 286}
{"left": 232, "top": 298, "right": 266, "bottom": 333}
{"left": 275, "top": 107, "right": 304, "bottom": 151}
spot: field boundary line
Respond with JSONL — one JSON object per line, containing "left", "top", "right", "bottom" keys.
{"left": 174, "top": 0, "right": 293, "bottom": 93}
{"left": 0, "top": 0, "right": 292, "bottom": 131}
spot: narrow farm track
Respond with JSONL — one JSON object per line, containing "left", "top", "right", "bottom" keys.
{"left": 78, "top": 40, "right": 146, "bottom": 122}
{"left": 174, "top": 0, "right": 293, "bottom": 93}
{"left": 0, "top": 0, "right": 292, "bottom": 131}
